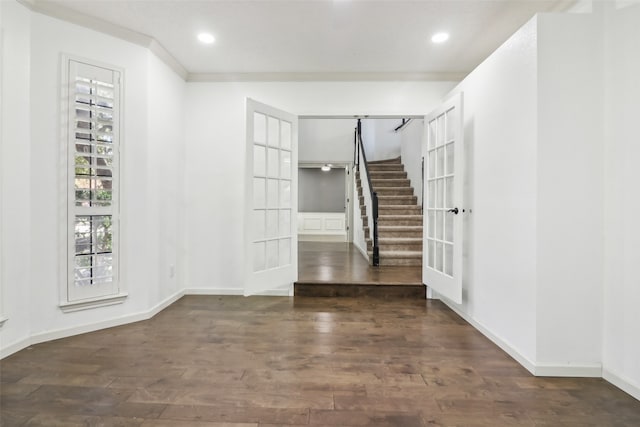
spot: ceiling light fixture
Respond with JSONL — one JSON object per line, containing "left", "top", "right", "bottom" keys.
{"left": 321, "top": 164, "right": 332, "bottom": 172}
{"left": 431, "top": 32, "right": 449, "bottom": 44}
{"left": 197, "top": 33, "right": 215, "bottom": 44}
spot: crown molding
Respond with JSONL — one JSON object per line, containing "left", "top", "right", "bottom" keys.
{"left": 16, "top": 0, "right": 467, "bottom": 84}
{"left": 16, "top": 0, "right": 188, "bottom": 80}
{"left": 549, "top": 0, "right": 580, "bottom": 13}
{"left": 187, "top": 71, "right": 467, "bottom": 83}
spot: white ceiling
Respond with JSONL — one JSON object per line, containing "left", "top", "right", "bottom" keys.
{"left": 34, "top": 0, "right": 575, "bottom": 78}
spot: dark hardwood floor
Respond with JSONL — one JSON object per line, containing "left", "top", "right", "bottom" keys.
{"left": 295, "top": 242, "right": 424, "bottom": 298}
{"left": 1, "top": 295, "right": 639, "bottom": 426}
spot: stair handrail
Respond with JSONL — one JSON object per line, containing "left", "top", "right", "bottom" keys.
{"left": 355, "top": 119, "right": 379, "bottom": 266}
{"left": 394, "top": 118, "right": 413, "bottom": 132}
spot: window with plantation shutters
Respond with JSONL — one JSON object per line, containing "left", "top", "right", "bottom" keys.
{"left": 63, "top": 59, "right": 124, "bottom": 308}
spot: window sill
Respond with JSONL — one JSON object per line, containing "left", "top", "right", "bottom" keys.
{"left": 59, "top": 293, "right": 128, "bottom": 313}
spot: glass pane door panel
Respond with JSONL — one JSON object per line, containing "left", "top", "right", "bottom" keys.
{"left": 436, "top": 242, "right": 444, "bottom": 272}
{"left": 280, "top": 151, "right": 291, "bottom": 179}
{"left": 427, "top": 240, "right": 435, "bottom": 268}
{"left": 266, "top": 210, "right": 278, "bottom": 239}
{"left": 437, "top": 147, "right": 445, "bottom": 177}
{"left": 268, "top": 117, "right": 280, "bottom": 147}
{"left": 253, "top": 178, "right": 266, "bottom": 208}
{"left": 446, "top": 109, "right": 456, "bottom": 141}
{"left": 267, "top": 179, "right": 278, "bottom": 208}
{"left": 253, "top": 146, "right": 266, "bottom": 176}
{"left": 281, "top": 121, "right": 292, "bottom": 149}
{"left": 279, "top": 180, "right": 291, "bottom": 208}
{"left": 444, "top": 243, "right": 453, "bottom": 276}
{"left": 436, "top": 211, "right": 444, "bottom": 240}
{"left": 254, "top": 113, "right": 266, "bottom": 144}
{"left": 446, "top": 144, "right": 455, "bottom": 175}
{"left": 266, "top": 240, "right": 279, "bottom": 268}
{"left": 253, "top": 242, "right": 265, "bottom": 272}
{"left": 267, "top": 148, "right": 279, "bottom": 178}
{"left": 428, "top": 122, "right": 436, "bottom": 149}
{"left": 445, "top": 177, "right": 454, "bottom": 208}
{"left": 253, "top": 210, "right": 266, "bottom": 240}
{"left": 428, "top": 211, "right": 436, "bottom": 238}
{"left": 445, "top": 214, "right": 453, "bottom": 243}
{"left": 279, "top": 209, "right": 291, "bottom": 236}
{"left": 428, "top": 151, "right": 436, "bottom": 178}
{"left": 428, "top": 182, "right": 435, "bottom": 208}
{"left": 436, "top": 115, "right": 445, "bottom": 146}
{"left": 279, "top": 238, "right": 291, "bottom": 266}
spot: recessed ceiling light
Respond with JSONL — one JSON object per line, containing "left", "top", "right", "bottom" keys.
{"left": 197, "top": 33, "right": 215, "bottom": 44}
{"left": 431, "top": 32, "right": 449, "bottom": 44}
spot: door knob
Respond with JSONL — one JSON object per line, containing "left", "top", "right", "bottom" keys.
{"left": 447, "top": 207, "right": 459, "bottom": 215}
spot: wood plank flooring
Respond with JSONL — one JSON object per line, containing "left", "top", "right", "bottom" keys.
{"left": 295, "top": 242, "right": 424, "bottom": 298}
{"left": 2, "top": 295, "right": 639, "bottom": 426}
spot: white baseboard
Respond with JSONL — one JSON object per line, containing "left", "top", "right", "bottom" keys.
{"left": 184, "top": 287, "right": 243, "bottom": 295}
{"left": 0, "top": 290, "right": 185, "bottom": 360}
{"left": 603, "top": 368, "right": 640, "bottom": 401}
{"left": 298, "top": 234, "right": 346, "bottom": 242}
{"left": 437, "top": 297, "right": 537, "bottom": 375}
{"left": 148, "top": 290, "right": 186, "bottom": 317}
{"left": 248, "top": 286, "right": 292, "bottom": 296}
{"left": 184, "top": 287, "right": 291, "bottom": 297}
{"left": 438, "top": 296, "right": 608, "bottom": 378}
{"left": 0, "top": 336, "right": 32, "bottom": 360}
{"left": 535, "top": 363, "right": 602, "bottom": 377}
{"left": 353, "top": 240, "right": 369, "bottom": 261}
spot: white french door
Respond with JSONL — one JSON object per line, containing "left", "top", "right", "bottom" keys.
{"left": 245, "top": 99, "right": 298, "bottom": 296}
{"left": 423, "top": 93, "right": 464, "bottom": 304}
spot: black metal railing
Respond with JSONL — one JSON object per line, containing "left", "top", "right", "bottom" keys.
{"left": 354, "top": 119, "right": 379, "bottom": 266}
{"left": 394, "top": 118, "right": 412, "bottom": 132}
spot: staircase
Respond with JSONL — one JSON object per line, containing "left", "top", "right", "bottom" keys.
{"left": 356, "top": 157, "right": 423, "bottom": 266}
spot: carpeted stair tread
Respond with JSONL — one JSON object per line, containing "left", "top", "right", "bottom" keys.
{"left": 356, "top": 156, "right": 425, "bottom": 266}
{"left": 371, "top": 179, "right": 411, "bottom": 186}
{"left": 379, "top": 250, "right": 422, "bottom": 258}
{"left": 379, "top": 237, "right": 423, "bottom": 242}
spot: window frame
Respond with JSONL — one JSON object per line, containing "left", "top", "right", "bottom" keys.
{"left": 59, "top": 54, "right": 127, "bottom": 313}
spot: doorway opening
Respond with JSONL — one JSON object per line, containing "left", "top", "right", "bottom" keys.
{"left": 298, "top": 163, "right": 351, "bottom": 243}
{"left": 295, "top": 115, "right": 425, "bottom": 297}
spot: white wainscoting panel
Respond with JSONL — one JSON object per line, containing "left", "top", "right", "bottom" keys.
{"left": 298, "top": 212, "right": 346, "bottom": 242}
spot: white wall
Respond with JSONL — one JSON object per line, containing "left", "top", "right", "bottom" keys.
{"left": 145, "top": 52, "right": 186, "bottom": 309}
{"left": 447, "top": 17, "right": 539, "bottom": 366}
{"left": 400, "top": 119, "right": 424, "bottom": 206}
{"left": 360, "top": 118, "right": 403, "bottom": 161}
{"left": 536, "top": 13, "right": 603, "bottom": 371}
{"left": 602, "top": 1, "right": 640, "bottom": 399}
{"left": 0, "top": 2, "right": 186, "bottom": 357}
{"left": 299, "top": 118, "right": 356, "bottom": 163}
{"left": 184, "top": 81, "right": 455, "bottom": 292}
{"left": 445, "top": 10, "right": 625, "bottom": 380}
{"left": 0, "top": 0, "right": 32, "bottom": 352}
